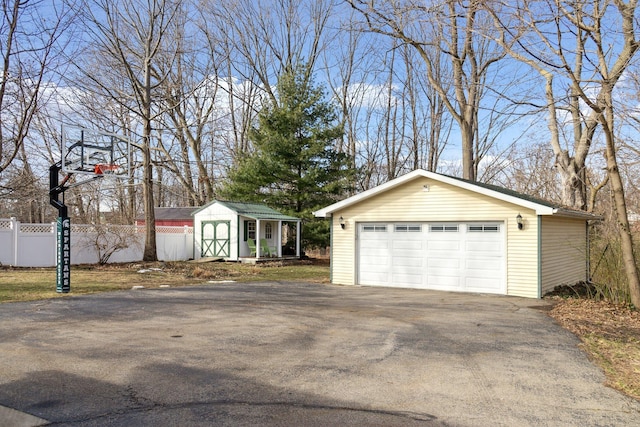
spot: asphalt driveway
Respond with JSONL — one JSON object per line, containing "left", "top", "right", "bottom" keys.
{"left": 0, "top": 281, "right": 639, "bottom": 426}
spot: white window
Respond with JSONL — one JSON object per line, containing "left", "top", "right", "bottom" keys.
{"left": 430, "top": 224, "right": 459, "bottom": 232}
{"left": 362, "top": 225, "right": 387, "bottom": 232}
{"left": 265, "top": 223, "right": 272, "bottom": 239}
{"left": 395, "top": 224, "right": 422, "bottom": 232}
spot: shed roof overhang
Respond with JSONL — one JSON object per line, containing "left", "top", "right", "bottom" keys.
{"left": 313, "top": 169, "right": 601, "bottom": 220}
{"left": 193, "top": 200, "right": 300, "bottom": 222}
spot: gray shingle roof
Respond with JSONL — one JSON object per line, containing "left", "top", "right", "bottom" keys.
{"left": 137, "top": 207, "right": 197, "bottom": 221}
{"left": 444, "top": 174, "right": 599, "bottom": 219}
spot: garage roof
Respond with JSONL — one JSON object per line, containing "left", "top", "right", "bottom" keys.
{"left": 314, "top": 169, "right": 600, "bottom": 220}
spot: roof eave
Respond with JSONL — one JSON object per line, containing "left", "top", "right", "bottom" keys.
{"left": 550, "top": 208, "right": 603, "bottom": 220}
{"left": 242, "top": 214, "right": 300, "bottom": 221}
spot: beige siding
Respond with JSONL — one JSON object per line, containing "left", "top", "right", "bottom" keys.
{"left": 540, "top": 217, "right": 587, "bottom": 295}
{"left": 331, "top": 176, "right": 540, "bottom": 298}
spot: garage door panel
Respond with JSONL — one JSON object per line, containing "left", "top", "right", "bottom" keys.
{"left": 429, "top": 240, "right": 460, "bottom": 251}
{"left": 428, "top": 258, "right": 460, "bottom": 269}
{"left": 392, "top": 239, "right": 423, "bottom": 250}
{"left": 465, "top": 277, "right": 499, "bottom": 290}
{"left": 393, "top": 256, "right": 423, "bottom": 267}
{"left": 361, "top": 258, "right": 390, "bottom": 270}
{"left": 392, "top": 273, "right": 424, "bottom": 286}
{"left": 466, "top": 267, "right": 502, "bottom": 280}
{"left": 466, "top": 258, "right": 502, "bottom": 270}
{"left": 362, "top": 236, "right": 389, "bottom": 244}
{"left": 392, "top": 263, "right": 424, "bottom": 274}
{"left": 428, "top": 275, "right": 460, "bottom": 288}
{"left": 466, "top": 241, "right": 501, "bottom": 253}
{"left": 360, "top": 248, "right": 390, "bottom": 258}
{"left": 360, "top": 272, "right": 389, "bottom": 285}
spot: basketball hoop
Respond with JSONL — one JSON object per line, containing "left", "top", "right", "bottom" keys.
{"left": 50, "top": 125, "right": 131, "bottom": 294}
{"left": 94, "top": 163, "right": 120, "bottom": 175}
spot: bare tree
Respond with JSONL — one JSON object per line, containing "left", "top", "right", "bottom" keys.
{"left": 348, "top": 0, "right": 506, "bottom": 181}
{"left": 204, "top": 0, "right": 334, "bottom": 100}
{"left": 155, "top": 10, "right": 227, "bottom": 206}
{"left": 0, "top": 1, "right": 75, "bottom": 187}
{"left": 200, "top": 0, "right": 336, "bottom": 170}
{"left": 490, "top": 0, "right": 640, "bottom": 306}
{"left": 77, "top": 0, "right": 181, "bottom": 261}
{"left": 488, "top": 1, "right": 596, "bottom": 209}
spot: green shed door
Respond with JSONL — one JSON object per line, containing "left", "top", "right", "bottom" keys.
{"left": 201, "top": 221, "right": 230, "bottom": 258}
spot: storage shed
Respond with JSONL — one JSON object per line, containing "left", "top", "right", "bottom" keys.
{"left": 314, "top": 169, "right": 600, "bottom": 298}
{"left": 193, "top": 201, "right": 301, "bottom": 261}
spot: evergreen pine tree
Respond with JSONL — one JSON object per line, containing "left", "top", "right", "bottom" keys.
{"left": 220, "top": 67, "right": 355, "bottom": 248}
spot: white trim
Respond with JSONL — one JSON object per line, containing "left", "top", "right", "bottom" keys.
{"left": 313, "top": 169, "right": 595, "bottom": 218}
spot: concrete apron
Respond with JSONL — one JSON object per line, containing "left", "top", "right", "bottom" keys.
{"left": 0, "top": 405, "right": 47, "bottom": 427}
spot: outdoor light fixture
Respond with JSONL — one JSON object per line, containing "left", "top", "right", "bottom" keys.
{"left": 339, "top": 216, "right": 345, "bottom": 229}
{"left": 516, "top": 213, "right": 524, "bottom": 230}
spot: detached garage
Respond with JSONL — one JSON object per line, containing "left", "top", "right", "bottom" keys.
{"left": 314, "top": 169, "right": 599, "bottom": 299}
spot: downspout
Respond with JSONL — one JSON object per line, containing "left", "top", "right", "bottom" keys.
{"left": 193, "top": 218, "right": 197, "bottom": 260}
{"left": 256, "top": 219, "right": 261, "bottom": 259}
{"left": 537, "top": 215, "right": 542, "bottom": 299}
{"left": 329, "top": 215, "right": 333, "bottom": 283}
{"left": 237, "top": 216, "right": 240, "bottom": 261}
{"left": 296, "top": 220, "right": 301, "bottom": 258}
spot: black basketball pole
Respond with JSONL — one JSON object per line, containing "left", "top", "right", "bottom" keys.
{"left": 49, "top": 162, "right": 71, "bottom": 293}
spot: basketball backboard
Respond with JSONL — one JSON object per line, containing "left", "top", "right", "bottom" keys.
{"left": 61, "top": 126, "right": 130, "bottom": 178}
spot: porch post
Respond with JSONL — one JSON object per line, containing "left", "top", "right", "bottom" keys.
{"left": 256, "top": 219, "right": 261, "bottom": 259}
{"left": 277, "top": 220, "right": 282, "bottom": 257}
{"left": 296, "top": 220, "right": 301, "bottom": 258}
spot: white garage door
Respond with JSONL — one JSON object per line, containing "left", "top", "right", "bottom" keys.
{"left": 358, "top": 222, "right": 505, "bottom": 294}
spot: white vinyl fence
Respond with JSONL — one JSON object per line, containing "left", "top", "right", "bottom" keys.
{"left": 0, "top": 218, "right": 193, "bottom": 267}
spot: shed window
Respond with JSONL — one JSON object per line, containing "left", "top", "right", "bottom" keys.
{"left": 395, "top": 224, "right": 421, "bottom": 232}
{"left": 362, "top": 225, "right": 387, "bottom": 232}
{"left": 246, "top": 221, "right": 256, "bottom": 240}
{"left": 265, "top": 223, "right": 272, "bottom": 239}
{"left": 430, "top": 224, "right": 459, "bottom": 232}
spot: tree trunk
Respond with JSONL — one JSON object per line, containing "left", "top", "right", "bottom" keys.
{"left": 142, "top": 59, "right": 157, "bottom": 261}
{"left": 556, "top": 160, "right": 587, "bottom": 210}
{"left": 602, "top": 114, "right": 640, "bottom": 307}
{"left": 460, "top": 122, "right": 475, "bottom": 181}
{"left": 142, "top": 140, "right": 157, "bottom": 261}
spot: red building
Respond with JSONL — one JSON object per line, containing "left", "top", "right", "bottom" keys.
{"left": 135, "top": 207, "right": 197, "bottom": 227}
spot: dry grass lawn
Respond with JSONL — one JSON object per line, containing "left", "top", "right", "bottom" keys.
{"left": 0, "top": 259, "right": 330, "bottom": 303}
{"left": 549, "top": 298, "right": 640, "bottom": 400}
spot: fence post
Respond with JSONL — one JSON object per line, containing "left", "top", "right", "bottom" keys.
{"left": 11, "top": 218, "right": 18, "bottom": 266}
{"left": 52, "top": 222, "right": 57, "bottom": 266}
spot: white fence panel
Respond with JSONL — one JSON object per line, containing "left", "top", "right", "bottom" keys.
{"left": 156, "top": 226, "right": 193, "bottom": 261}
{"left": 70, "top": 227, "right": 100, "bottom": 264}
{"left": 17, "top": 223, "right": 56, "bottom": 267}
{"left": 0, "top": 219, "right": 15, "bottom": 265}
{"left": 0, "top": 219, "right": 194, "bottom": 267}
{"left": 70, "top": 225, "right": 145, "bottom": 264}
